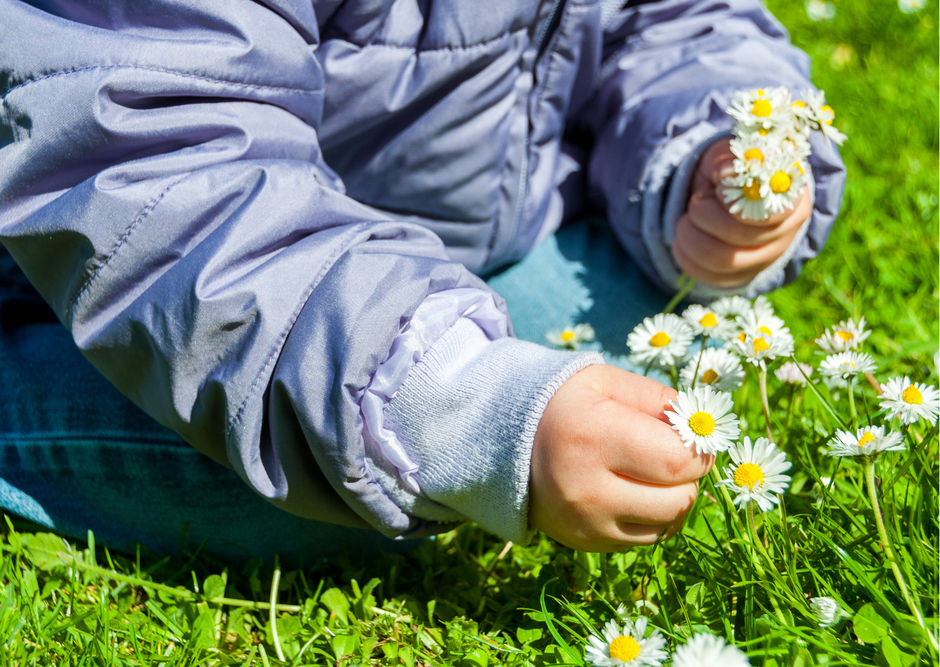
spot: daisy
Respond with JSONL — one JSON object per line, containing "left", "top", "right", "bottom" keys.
{"left": 775, "top": 361, "right": 813, "bottom": 386}
{"left": 671, "top": 633, "right": 750, "bottom": 667}
{"left": 728, "top": 87, "right": 794, "bottom": 132}
{"left": 809, "top": 597, "right": 843, "bottom": 628}
{"left": 585, "top": 617, "right": 667, "bottom": 667}
{"left": 718, "top": 437, "right": 792, "bottom": 511}
{"left": 729, "top": 135, "right": 775, "bottom": 175}
{"left": 818, "top": 351, "right": 877, "bottom": 380}
{"left": 761, "top": 159, "right": 805, "bottom": 215}
{"left": 712, "top": 296, "right": 752, "bottom": 321}
{"left": 827, "top": 425, "right": 905, "bottom": 458}
{"left": 681, "top": 304, "right": 736, "bottom": 340}
{"left": 545, "top": 323, "right": 595, "bottom": 349}
{"left": 815, "top": 316, "right": 871, "bottom": 353}
{"left": 740, "top": 297, "right": 793, "bottom": 345}
{"left": 680, "top": 348, "right": 744, "bottom": 393}
{"left": 879, "top": 377, "right": 940, "bottom": 425}
{"left": 730, "top": 330, "right": 793, "bottom": 370}
{"left": 627, "top": 313, "right": 694, "bottom": 368}
{"left": 666, "top": 386, "right": 740, "bottom": 455}
{"left": 795, "top": 88, "right": 847, "bottom": 146}
{"left": 722, "top": 170, "right": 771, "bottom": 220}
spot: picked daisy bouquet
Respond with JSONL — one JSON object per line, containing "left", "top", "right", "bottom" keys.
{"left": 723, "top": 86, "right": 845, "bottom": 221}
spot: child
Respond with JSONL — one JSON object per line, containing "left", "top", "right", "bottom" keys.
{"left": 0, "top": 0, "right": 844, "bottom": 558}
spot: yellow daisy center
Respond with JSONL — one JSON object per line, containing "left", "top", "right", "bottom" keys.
{"left": 742, "top": 181, "right": 762, "bottom": 201}
{"left": 902, "top": 385, "right": 924, "bottom": 405}
{"left": 560, "top": 331, "right": 575, "bottom": 342}
{"left": 758, "top": 128, "right": 771, "bottom": 136}
{"left": 753, "top": 337, "right": 770, "bottom": 354}
{"left": 609, "top": 636, "right": 641, "bottom": 662}
{"left": 734, "top": 462, "right": 765, "bottom": 490}
{"left": 689, "top": 411, "right": 716, "bottom": 436}
{"left": 770, "top": 171, "right": 792, "bottom": 194}
{"left": 792, "top": 100, "right": 806, "bottom": 109}
{"left": 794, "top": 161, "right": 804, "bottom": 175}
{"left": 743, "top": 148, "right": 764, "bottom": 164}
{"left": 858, "top": 431, "right": 876, "bottom": 447}
{"left": 756, "top": 89, "right": 765, "bottom": 95}
{"left": 650, "top": 332, "right": 671, "bottom": 347}
{"left": 759, "top": 325, "right": 773, "bottom": 336}
{"left": 836, "top": 330, "right": 854, "bottom": 342}
{"left": 737, "top": 332, "right": 747, "bottom": 343}
{"left": 752, "top": 99, "right": 772, "bottom": 117}
{"left": 821, "top": 104, "right": 834, "bottom": 124}
{"left": 700, "top": 313, "right": 718, "bottom": 328}
{"left": 701, "top": 369, "right": 719, "bottom": 385}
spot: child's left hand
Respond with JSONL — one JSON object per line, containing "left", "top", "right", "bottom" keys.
{"left": 671, "top": 138, "right": 812, "bottom": 289}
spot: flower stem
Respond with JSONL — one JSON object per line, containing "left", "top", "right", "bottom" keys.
{"left": 745, "top": 503, "right": 788, "bottom": 626}
{"left": 847, "top": 376, "right": 858, "bottom": 429}
{"left": 663, "top": 276, "right": 695, "bottom": 314}
{"left": 691, "top": 336, "right": 708, "bottom": 390}
{"left": 758, "top": 368, "right": 774, "bottom": 441}
{"left": 270, "top": 555, "right": 286, "bottom": 663}
{"left": 862, "top": 458, "right": 930, "bottom": 641}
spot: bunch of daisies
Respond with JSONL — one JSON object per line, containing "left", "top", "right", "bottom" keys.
{"left": 723, "top": 86, "right": 846, "bottom": 220}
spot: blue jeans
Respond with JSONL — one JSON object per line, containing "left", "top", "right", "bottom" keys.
{"left": 0, "top": 218, "right": 669, "bottom": 560}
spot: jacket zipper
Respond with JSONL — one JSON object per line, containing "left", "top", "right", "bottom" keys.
{"left": 505, "top": 0, "right": 567, "bottom": 264}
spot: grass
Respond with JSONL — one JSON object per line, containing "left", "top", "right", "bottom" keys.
{"left": 2, "top": 1, "right": 938, "bottom": 664}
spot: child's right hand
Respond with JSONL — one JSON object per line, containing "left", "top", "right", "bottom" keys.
{"left": 529, "top": 365, "right": 713, "bottom": 552}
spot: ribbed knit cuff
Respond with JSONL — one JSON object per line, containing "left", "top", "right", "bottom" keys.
{"left": 385, "top": 317, "right": 603, "bottom": 542}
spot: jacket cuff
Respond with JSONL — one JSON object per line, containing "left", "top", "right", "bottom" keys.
{"left": 384, "top": 318, "right": 603, "bottom": 542}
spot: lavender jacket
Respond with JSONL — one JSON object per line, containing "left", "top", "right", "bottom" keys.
{"left": 0, "top": 0, "right": 844, "bottom": 541}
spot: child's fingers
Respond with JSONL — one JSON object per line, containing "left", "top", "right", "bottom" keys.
{"left": 717, "top": 185, "right": 811, "bottom": 228}
{"left": 596, "top": 405, "right": 714, "bottom": 485}
{"left": 671, "top": 241, "right": 762, "bottom": 288}
{"left": 610, "top": 517, "right": 687, "bottom": 548}
{"left": 610, "top": 477, "right": 699, "bottom": 525}
{"left": 687, "top": 193, "right": 807, "bottom": 247}
{"left": 579, "top": 364, "right": 677, "bottom": 422}
{"left": 674, "top": 215, "right": 796, "bottom": 276}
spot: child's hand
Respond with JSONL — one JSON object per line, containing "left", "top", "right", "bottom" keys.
{"left": 529, "top": 365, "right": 713, "bottom": 552}
{"left": 672, "top": 138, "right": 812, "bottom": 288}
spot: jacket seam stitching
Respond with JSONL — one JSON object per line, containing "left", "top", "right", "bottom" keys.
{"left": 224, "top": 225, "right": 367, "bottom": 437}
{"left": 328, "top": 28, "right": 525, "bottom": 53}
{"left": 3, "top": 65, "right": 324, "bottom": 99}
{"left": 68, "top": 173, "right": 189, "bottom": 321}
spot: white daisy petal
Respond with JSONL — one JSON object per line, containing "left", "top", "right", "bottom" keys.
{"left": 815, "top": 316, "right": 871, "bottom": 353}
{"left": 681, "top": 304, "right": 737, "bottom": 340}
{"left": 717, "top": 436, "right": 792, "bottom": 510}
{"left": 666, "top": 386, "right": 741, "bottom": 455}
{"left": 584, "top": 616, "right": 668, "bottom": 667}
{"left": 546, "top": 323, "right": 595, "bottom": 349}
{"left": 627, "top": 313, "right": 694, "bottom": 368}
{"left": 680, "top": 347, "right": 745, "bottom": 393}
{"left": 672, "top": 633, "right": 750, "bottom": 667}
{"left": 826, "top": 425, "right": 905, "bottom": 458}
{"left": 775, "top": 361, "right": 813, "bottom": 385}
{"left": 819, "top": 351, "right": 877, "bottom": 379}
{"left": 879, "top": 376, "right": 940, "bottom": 425}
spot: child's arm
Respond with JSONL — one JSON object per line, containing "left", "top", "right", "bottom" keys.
{"left": 574, "top": 0, "right": 846, "bottom": 299}
{"left": 0, "top": 0, "right": 594, "bottom": 542}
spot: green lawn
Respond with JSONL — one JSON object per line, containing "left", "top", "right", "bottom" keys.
{"left": 2, "top": 1, "right": 937, "bottom": 665}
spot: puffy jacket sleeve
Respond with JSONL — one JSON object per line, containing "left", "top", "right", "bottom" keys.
{"left": 0, "top": 0, "right": 601, "bottom": 540}
{"left": 574, "top": 0, "right": 846, "bottom": 300}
